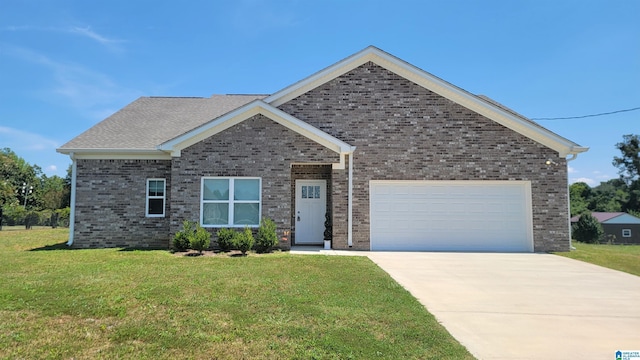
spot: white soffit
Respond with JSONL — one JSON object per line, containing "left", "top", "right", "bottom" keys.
{"left": 265, "top": 46, "right": 588, "bottom": 157}
{"left": 159, "top": 100, "right": 354, "bottom": 156}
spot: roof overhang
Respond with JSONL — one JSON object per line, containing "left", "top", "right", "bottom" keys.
{"left": 158, "top": 100, "right": 355, "bottom": 168}
{"left": 265, "top": 46, "right": 588, "bottom": 158}
{"left": 56, "top": 148, "right": 171, "bottom": 160}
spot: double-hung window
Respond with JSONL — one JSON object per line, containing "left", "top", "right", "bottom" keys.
{"left": 201, "top": 177, "right": 261, "bottom": 227}
{"left": 146, "top": 179, "right": 166, "bottom": 217}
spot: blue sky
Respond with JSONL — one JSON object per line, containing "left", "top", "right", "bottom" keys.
{"left": 1, "top": 0, "right": 638, "bottom": 186}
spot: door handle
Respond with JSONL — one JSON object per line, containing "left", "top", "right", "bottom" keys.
{"left": 297, "top": 216, "right": 301, "bottom": 221}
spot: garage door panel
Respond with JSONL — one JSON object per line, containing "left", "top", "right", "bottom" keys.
{"left": 370, "top": 181, "right": 533, "bottom": 252}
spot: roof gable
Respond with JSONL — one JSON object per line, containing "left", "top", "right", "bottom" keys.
{"left": 158, "top": 100, "right": 355, "bottom": 168}
{"left": 265, "top": 46, "right": 588, "bottom": 158}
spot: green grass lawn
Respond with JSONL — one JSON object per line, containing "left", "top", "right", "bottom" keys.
{"left": 0, "top": 228, "right": 474, "bottom": 359}
{"left": 556, "top": 241, "right": 640, "bottom": 276}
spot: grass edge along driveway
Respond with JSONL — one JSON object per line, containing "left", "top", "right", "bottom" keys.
{"left": 0, "top": 228, "right": 474, "bottom": 360}
{"left": 554, "top": 241, "right": 640, "bottom": 276}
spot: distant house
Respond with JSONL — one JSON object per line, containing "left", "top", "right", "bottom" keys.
{"left": 571, "top": 212, "right": 640, "bottom": 244}
{"left": 57, "top": 46, "right": 588, "bottom": 252}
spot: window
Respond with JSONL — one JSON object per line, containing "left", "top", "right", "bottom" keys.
{"left": 146, "top": 179, "right": 166, "bottom": 217}
{"left": 301, "top": 185, "right": 321, "bottom": 199}
{"left": 201, "top": 177, "right": 261, "bottom": 227}
{"left": 622, "top": 229, "right": 632, "bottom": 238}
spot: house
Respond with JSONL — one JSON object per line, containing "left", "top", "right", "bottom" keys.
{"left": 57, "top": 46, "right": 588, "bottom": 252}
{"left": 571, "top": 212, "right": 640, "bottom": 244}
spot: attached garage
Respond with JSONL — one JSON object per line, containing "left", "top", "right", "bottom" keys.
{"left": 370, "top": 181, "right": 534, "bottom": 252}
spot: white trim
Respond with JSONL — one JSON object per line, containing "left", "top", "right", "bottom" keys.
{"left": 56, "top": 149, "right": 171, "bottom": 160}
{"left": 265, "top": 46, "right": 588, "bottom": 157}
{"left": 348, "top": 152, "right": 354, "bottom": 247}
{"left": 200, "top": 177, "right": 262, "bottom": 228}
{"left": 159, "top": 100, "right": 354, "bottom": 158}
{"left": 145, "top": 178, "right": 166, "bottom": 217}
{"left": 67, "top": 155, "right": 77, "bottom": 246}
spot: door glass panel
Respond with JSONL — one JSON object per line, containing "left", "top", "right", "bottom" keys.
{"left": 314, "top": 186, "right": 320, "bottom": 199}
{"left": 234, "top": 203, "right": 259, "bottom": 225}
{"left": 203, "top": 179, "right": 229, "bottom": 200}
{"left": 234, "top": 179, "right": 260, "bottom": 200}
{"left": 302, "top": 186, "right": 308, "bottom": 199}
{"left": 202, "top": 203, "right": 229, "bottom": 225}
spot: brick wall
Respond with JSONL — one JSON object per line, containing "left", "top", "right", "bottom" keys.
{"left": 170, "top": 114, "right": 340, "bottom": 249}
{"left": 279, "top": 62, "right": 570, "bottom": 252}
{"left": 73, "top": 159, "right": 171, "bottom": 248}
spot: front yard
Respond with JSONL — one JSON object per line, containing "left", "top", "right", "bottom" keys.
{"left": 0, "top": 228, "right": 473, "bottom": 359}
{"left": 555, "top": 241, "right": 640, "bottom": 276}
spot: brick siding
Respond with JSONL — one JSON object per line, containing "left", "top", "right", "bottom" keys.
{"left": 279, "top": 62, "right": 570, "bottom": 252}
{"left": 170, "top": 115, "right": 340, "bottom": 249}
{"left": 73, "top": 159, "right": 171, "bottom": 248}
{"left": 73, "top": 62, "right": 571, "bottom": 252}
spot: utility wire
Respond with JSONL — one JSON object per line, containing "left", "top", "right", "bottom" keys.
{"left": 531, "top": 106, "right": 640, "bottom": 120}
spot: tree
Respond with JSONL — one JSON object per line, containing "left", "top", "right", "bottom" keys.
{"left": 569, "top": 182, "right": 591, "bottom": 216}
{"left": 613, "top": 134, "right": 640, "bottom": 185}
{"left": 613, "top": 134, "right": 640, "bottom": 212}
{"left": 0, "top": 148, "right": 41, "bottom": 208}
{"left": 572, "top": 213, "right": 604, "bottom": 244}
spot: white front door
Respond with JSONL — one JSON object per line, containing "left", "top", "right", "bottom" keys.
{"left": 295, "top": 180, "right": 327, "bottom": 244}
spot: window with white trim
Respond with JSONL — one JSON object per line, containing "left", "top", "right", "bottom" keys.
{"left": 146, "top": 179, "right": 166, "bottom": 217}
{"left": 201, "top": 177, "right": 261, "bottom": 227}
{"left": 622, "top": 229, "right": 632, "bottom": 238}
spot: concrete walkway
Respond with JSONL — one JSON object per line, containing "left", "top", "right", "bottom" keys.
{"left": 366, "top": 252, "right": 640, "bottom": 360}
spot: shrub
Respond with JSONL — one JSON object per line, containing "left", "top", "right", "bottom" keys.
{"left": 173, "top": 220, "right": 194, "bottom": 252}
{"left": 190, "top": 224, "right": 211, "bottom": 254}
{"left": 255, "top": 218, "right": 278, "bottom": 253}
{"left": 216, "top": 228, "right": 236, "bottom": 252}
{"left": 572, "top": 213, "right": 604, "bottom": 244}
{"left": 236, "top": 227, "right": 254, "bottom": 255}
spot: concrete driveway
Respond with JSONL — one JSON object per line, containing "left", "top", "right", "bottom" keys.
{"left": 367, "top": 252, "right": 640, "bottom": 360}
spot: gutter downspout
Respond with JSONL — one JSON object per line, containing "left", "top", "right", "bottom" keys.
{"left": 67, "top": 154, "right": 77, "bottom": 247}
{"left": 348, "top": 149, "right": 355, "bottom": 247}
{"left": 566, "top": 153, "right": 578, "bottom": 251}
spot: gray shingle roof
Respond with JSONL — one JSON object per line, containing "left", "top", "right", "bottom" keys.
{"left": 59, "top": 94, "right": 267, "bottom": 150}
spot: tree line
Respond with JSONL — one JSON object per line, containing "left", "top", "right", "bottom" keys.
{"left": 0, "top": 148, "right": 71, "bottom": 229}
{"left": 570, "top": 134, "right": 640, "bottom": 218}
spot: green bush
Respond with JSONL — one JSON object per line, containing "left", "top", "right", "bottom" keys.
{"left": 572, "top": 213, "right": 604, "bottom": 244}
{"left": 236, "top": 227, "right": 254, "bottom": 255}
{"left": 255, "top": 218, "right": 278, "bottom": 253}
{"left": 216, "top": 228, "right": 236, "bottom": 252}
{"left": 190, "top": 224, "right": 211, "bottom": 254}
{"left": 173, "top": 220, "right": 194, "bottom": 251}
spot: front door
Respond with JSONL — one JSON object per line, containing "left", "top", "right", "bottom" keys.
{"left": 295, "top": 180, "right": 327, "bottom": 244}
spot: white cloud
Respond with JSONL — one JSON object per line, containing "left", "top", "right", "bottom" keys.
{"left": 4, "top": 45, "right": 140, "bottom": 120}
{"left": 46, "top": 165, "right": 58, "bottom": 173}
{"left": 2, "top": 25, "right": 124, "bottom": 51}
{"left": 0, "top": 126, "right": 59, "bottom": 151}
{"left": 568, "top": 166, "right": 576, "bottom": 174}
{"left": 570, "top": 177, "right": 597, "bottom": 186}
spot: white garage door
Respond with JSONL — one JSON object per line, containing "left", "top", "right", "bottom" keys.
{"left": 370, "top": 181, "right": 533, "bottom": 252}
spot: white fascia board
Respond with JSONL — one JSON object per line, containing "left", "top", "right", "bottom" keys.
{"left": 266, "top": 46, "right": 588, "bottom": 157}
{"left": 56, "top": 148, "right": 171, "bottom": 160}
{"left": 159, "top": 100, "right": 354, "bottom": 156}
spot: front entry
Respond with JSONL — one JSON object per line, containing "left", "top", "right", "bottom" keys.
{"left": 295, "top": 180, "right": 327, "bottom": 245}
